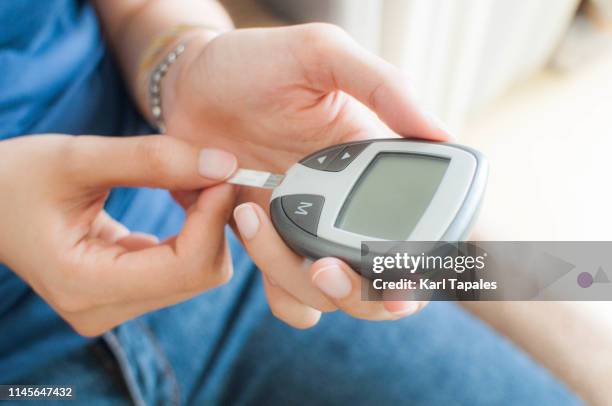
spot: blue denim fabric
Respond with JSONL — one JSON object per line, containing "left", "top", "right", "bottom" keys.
{"left": 10, "top": 187, "right": 584, "bottom": 406}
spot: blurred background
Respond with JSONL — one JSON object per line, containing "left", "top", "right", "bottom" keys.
{"left": 221, "top": 0, "right": 612, "bottom": 241}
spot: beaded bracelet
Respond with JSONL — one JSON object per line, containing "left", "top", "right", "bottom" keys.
{"left": 148, "top": 41, "right": 186, "bottom": 133}
{"left": 140, "top": 24, "right": 222, "bottom": 132}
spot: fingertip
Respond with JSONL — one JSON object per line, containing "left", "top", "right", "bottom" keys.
{"left": 396, "top": 113, "right": 454, "bottom": 143}
{"left": 233, "top": 203, "right": 261, "bottom": 240}
{"left": 383, "top": 79, "right": 454, "bottom": 142}
{"left": 291, "top": 310, "right": 322, "bottom": 330}
{"left": 310, "top": 258, "right": 353, "bottom": 300}
{"left": 198, "top": 148, "right": 238, "bottom": 181}
{"left": 421, "top": 111, "right": 455, "bottom": 142}
{"left": 383, "top": 300, "right": 421, "bottom": 318}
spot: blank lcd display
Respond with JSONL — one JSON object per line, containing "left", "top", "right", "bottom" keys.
{"left": 335, "top": 153, "right": 450, "bottom": 240}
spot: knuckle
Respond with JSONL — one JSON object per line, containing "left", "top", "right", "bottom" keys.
{"left": 60, "top": 137, "right": 86, "bottom": 178}
{"left": 46, "top": 258, "right": 97, "bottom": 313}
{"left": 206, "top": 244, "right": 234, "bottom": 287}
{"left": 176, "top": 267, "right": 206, "bottom": 292}
{"left": 138, "top": 136, "right": 172, "bottom": 174}
{"left": 301, "top": 22, "right": 348, "bottom": 41}
{"left": 208, "top": 258, "right": 233, "bottom": 287}
{"left": 178, "top": 255, "right": 233, "bottom": 292}
{"left": 48, "top": 286, "right": 90, "bottom": 313}
{"left": 68, "top": 320, "right": 108, "bottom": 337}
{"left": 299, "top": 23, "right": 349, "bottom": 55}
{"left": 366, "top": 82, "right": 386, "bottom": 112}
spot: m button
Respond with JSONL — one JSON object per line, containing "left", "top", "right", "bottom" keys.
{"left": 281, "top": 194, "right": 325, "bottom": 236}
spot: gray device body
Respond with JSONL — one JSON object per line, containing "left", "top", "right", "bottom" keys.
{"left": 270, "top": 139, "right": 488, "bottom": 272}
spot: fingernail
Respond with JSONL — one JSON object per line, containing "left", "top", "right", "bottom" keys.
{"left": 198, "top": 148, "right": 237, "bottom": 180}
{"left": 425, "top": 111, "right": 455, "bottom": 141}
{"left": 234, "top": 204, "right": 260, "bottom": 240}
{"left": 385, "top": 301, "right": 419, "bottom": 317}
{"left": 312, "top": 265, "right": 352, "bottom": 299}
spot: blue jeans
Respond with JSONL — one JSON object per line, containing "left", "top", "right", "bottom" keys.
{"left": 14, "top": 188, "right": 582, "bottom": 406}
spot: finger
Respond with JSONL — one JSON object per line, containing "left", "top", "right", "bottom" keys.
{"left": 382, "top": 298, "right": 429, "bottom": 317}
{"left": 171, "top": 190, "right": 200, "bottom": 210}
{"left": 89, "top": 211, "right": 130, "bottom": 242}
{"left": 262, "top": 274, "right": 321, "bottom": 329}
{"left": 298, "top": 24, "right": 451, "bottom": 141}
{"left": 84, "top": 184, "right": 237, "bottom": 303}
{"left": 68, "top": 135, "right": 237, "bottom": 189}
{"left": 310, "top": 257, "right": 425, "bottom": 320}
{"left": 63, "top": 238, "right": 235, "bottom": 337}
{"left": 233, "top": 202, "right": 337, "bottom": 312}
{"left": 116, "top": 233, "right": 160, "bottom": 250}
{"left": 89, "top": 211, "right": 160, "bottom": 250}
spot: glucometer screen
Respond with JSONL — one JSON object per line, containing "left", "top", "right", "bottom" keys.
{"left": 335, "top": 153, "right": 450, "bottom": 240}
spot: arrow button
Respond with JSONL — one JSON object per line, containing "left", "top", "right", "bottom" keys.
{"left": 300, "top": 145, "right": 344, "bottom": 171}
{"left": 325, "top": 143, "right": 370, "bottom": 172}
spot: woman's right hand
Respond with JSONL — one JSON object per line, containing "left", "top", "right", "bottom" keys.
{"left": 0, "top": 134, "right": 238, "bottom": 336}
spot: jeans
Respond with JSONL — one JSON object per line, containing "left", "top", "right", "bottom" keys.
{"left": 12, "top": 187, "right": 582, "bottom": 406}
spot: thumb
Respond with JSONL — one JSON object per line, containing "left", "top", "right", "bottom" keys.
{"left": 68, "top": 135, "right": 237, "bottom": 189}
{"left": 298, "top": 25, "right": 451, "bottom": 140}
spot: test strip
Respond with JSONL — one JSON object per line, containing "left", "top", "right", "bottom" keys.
{"left": 227, "top": 169, "right": 285, "bottom": 189}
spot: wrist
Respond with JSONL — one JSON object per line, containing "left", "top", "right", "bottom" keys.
{"left": 137, "top": 27, "right": 222, "bottom": 131}
{"left": 160, "top": 32, "right": 219, "bottom": 130}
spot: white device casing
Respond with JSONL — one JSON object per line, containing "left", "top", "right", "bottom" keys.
{"left": 269, "top": 139, "right": 488, "bottom": 270}
{"left": 271, "top": 140, "right": 477, "bottom": 250}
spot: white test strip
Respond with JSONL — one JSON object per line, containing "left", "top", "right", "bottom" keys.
{"left": 227, "top": 169, "right": 285, "bottom": 189}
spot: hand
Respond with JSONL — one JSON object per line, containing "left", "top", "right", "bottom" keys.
{"left": 233, "top": 202, "right": 429, "bottom": 329}
{"left": 0, "top": 135, "right": 238, "bottom": 336}
{"left": 164, "top": 23, "right": 445, "bottom": 327}
{"left": 166, "top": 23, "right": 449, "bottom": 183}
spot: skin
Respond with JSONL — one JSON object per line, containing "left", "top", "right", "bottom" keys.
{"left": 0, "top": 135, "right": 238, "bottom": 336}
{"left": 161, "top": 24, "right": 450, "bottom": 327}
{"left": 1, "top": 0, "right": 449, "bottom": 335}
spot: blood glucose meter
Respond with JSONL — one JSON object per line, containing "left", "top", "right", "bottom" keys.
{"left": 268, "top": 139, "right": 488, "bottom": 269}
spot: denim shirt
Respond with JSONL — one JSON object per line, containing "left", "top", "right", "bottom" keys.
{"left": 0, "top": 0, "right": 146, "bottom": 381}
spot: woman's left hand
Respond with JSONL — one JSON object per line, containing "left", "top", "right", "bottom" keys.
{"left": 162, "top": 23, "right": 447, "bottom": 328}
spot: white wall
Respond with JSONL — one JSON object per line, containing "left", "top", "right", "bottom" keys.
{"left": 262, "top": 0, "right": 580, "bottom": 132}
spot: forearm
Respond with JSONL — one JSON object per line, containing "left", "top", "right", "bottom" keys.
{"left": 92, "top": 0, "right": 234, "bottom": 121}
{"left": 463, "top": 301, "right": 612, "bottom": 405}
